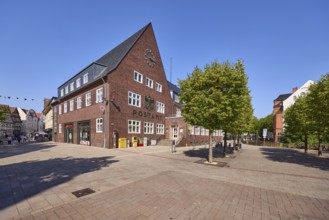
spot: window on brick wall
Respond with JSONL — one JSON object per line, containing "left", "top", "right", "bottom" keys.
{"left": 156, "top": 124, "right": 164, "bottom": 134}
{"left": 77, "top": 96, "right": 82, "bottom": 109}
{"left": 70, "top": 100, "right": 74, "bottom": 111}
{"left": 128, "top": 91, "right": 141, "bottom": 107}
{"left": 86, "top": 93, "right": 91, "bottom": 106}
{"left": 128, "top": 120, "right": 141, "bottom": 134}
{"left": 96, "top": 118, "right": 103, "bottom": 133}
{"left": 144, "top": 122, "right": 154, "bottom": 134}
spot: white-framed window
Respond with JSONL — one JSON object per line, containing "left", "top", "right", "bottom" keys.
{"left": 134, "top": 71, "right": 143, "bottom": 83}
{"left": 146, "top": 77, "right": 153, "bottom": 88}
{"left": 195, "top": 126, "right": 200, "bottom": 135}
{"left": 128, "top": 91, "right": 141, "bottom": 107}
{"left": 156, "top": 124, "right": 164, "bottom": 134}
{"left": 190, "top": 126, "right": 195, "bottom": 135}
{"left": 201, "top": 127, "right": 205, "bottom": 135}
{"left": 59, "top": 124, "right": 62, "bottom": 134}
{"left": 176, "top": 108, "right": 181, "bottom": 117}
{"left": 128, "top": 120, "right": 141, "bottom": 134}
{"left": 144, "top": 122, "right": 154, "bottom": 134}
{"left": 96, "top": 118, "right": 103, "bottom": 133}
{"left": 85, "top": 93, "right": 91, "bottom": 106}
{"left": 65, "top": 86, "right": 69, "bottom": 94}
{"left": 60, "top": 89, "right": 64, "bottom": 97}
{"left": 83, "top": 73, "right": 89, "bottom": 84}
{"left": 69, "top": 100, "right": 74, "bottom": 112}
{"left": 76, "top": 78, "right": 81, "bottom": 88}
{"left": 70, "top": 82, "right": 74, "bottom": 91}
{"left": 156, "top": 101, "right": 165, "bottom": 113}
{"left": 77, "top": 96, "right": 82, "bottom": 109}
{"left": 63, "top": 102, "right": 67, "bottom": 113}
{"left": 156, "top": 83, "right": 162, "bottom": 92}
{"left": 96, "top": 87, "right": 103, "bottom": 103}
{"left": 59, "top": 105, "right": 62, "bottom": 115}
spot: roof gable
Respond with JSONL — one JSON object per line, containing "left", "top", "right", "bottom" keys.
{"left": 96, "top": 23, "right": 150, "bottom": 75}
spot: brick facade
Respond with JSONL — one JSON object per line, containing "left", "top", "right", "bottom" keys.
{"left": 54, "top": 24, "right": 173, "bottom": 148}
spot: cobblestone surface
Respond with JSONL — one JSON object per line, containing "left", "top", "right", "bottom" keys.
{"left": 0, "top": 142, "right": 328, "bottom": 219}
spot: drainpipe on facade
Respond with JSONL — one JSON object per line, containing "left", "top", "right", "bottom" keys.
{"left": 101, "top": 76, "right": 107, "bottom": 148}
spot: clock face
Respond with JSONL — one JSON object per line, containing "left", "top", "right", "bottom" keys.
{"left": 144, "top": 49, "right": 156, "bottom": 67}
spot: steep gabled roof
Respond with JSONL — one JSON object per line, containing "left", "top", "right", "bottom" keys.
{"left": 275, "top": 93, "right": 291, "bottom": 101}
{"left": 96, "top": 23, "right": 150, "bottom": 75}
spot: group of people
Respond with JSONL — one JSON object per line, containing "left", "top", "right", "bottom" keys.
{"left": 0, "top": 135, "right": 28, "bottom": 145}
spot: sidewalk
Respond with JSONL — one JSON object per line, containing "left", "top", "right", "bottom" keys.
{"left": 0, "top": 142, "right": 328, "bottom": 219}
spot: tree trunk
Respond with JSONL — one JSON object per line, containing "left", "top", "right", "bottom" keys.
{"left": 208, "top": 131, "right": 213, "bottom": 163}
{"left": 304, "top": 134, "right": 308, "bottom": 154}
{"left": 318, "top": 138, "right": 322, "bottom": 156}
{"left": 223, "top": 130, "right": 227, "bottom": 157}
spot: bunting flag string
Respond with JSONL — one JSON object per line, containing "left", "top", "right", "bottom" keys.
{"left": 0, "top": 95, "right": 42, "bottom": 102}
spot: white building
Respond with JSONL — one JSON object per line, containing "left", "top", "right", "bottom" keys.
{"left": 17, "top": 108, "right": 38, "bottom": 137}
{"left": 283, "top": 80, "right": 314, "bottom": 111}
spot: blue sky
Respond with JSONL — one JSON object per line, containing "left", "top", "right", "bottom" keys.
{"left": 0, "top": 0, "right": 328, "bottom": 118}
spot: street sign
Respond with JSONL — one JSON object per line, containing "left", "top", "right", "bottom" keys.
{"left": 263, "top": 128, "right": 267, "bottom": 138}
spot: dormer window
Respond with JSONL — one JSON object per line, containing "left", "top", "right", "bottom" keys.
{"left": 70, "top": 82, "right": 74, "bottom": 91}
{"left": 83, "top": 73, "right": 89, "bottom": 84}
{"left": 65, "top": 86, "right": 69, "bottom": 94}
{"left": 76, "top": 78, "right": 81, "bottom": 88}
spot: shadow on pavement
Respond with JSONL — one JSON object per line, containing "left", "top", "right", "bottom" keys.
{"left": 0, "top": 143, "right": 56, "bottom": 159}
{"left": 260, "top": 147, "right": 329, "bottom": 171}
{"left": 0, "top": 156, "right": 118, "bottom": 211}
{"left": 184, "top": 146, "right": 237, "bottom": 159}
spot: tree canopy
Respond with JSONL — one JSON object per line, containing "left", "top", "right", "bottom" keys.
{"left": 0, "top": 105, "right": 10, "bottom": 121}
{"left": 179, "top": 60, "right": 252, "bottom": 161}
{"left": 283, "top": 73, "right": 329, "bottom": 152}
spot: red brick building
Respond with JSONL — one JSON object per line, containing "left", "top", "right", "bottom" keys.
{"left": 54, "top": 23, "right": 220, "bottom": 148}
{"left": 54, "top": 23, "right": 177, "bottom": 148}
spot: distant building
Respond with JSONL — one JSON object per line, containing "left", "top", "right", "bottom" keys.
{"left": 0, "top": 104, "right": 13, "bottom": 137}
{"left": 17, "top": 108, "right": 38, "bottom": 138}
{"left": 273, "top": 80, "right": 314, "bottom": 142}
{"left": 43, "top": 97, "right": 57, "bottom": 140}
{"left": 9, "top": 107, "right": 22, "bottom": 136}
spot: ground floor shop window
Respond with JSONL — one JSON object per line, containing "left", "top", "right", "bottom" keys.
{"left": 78, "top": 121, "right": 90, "bottom": 145}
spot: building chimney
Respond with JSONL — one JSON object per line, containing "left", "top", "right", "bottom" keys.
{"left": 292, "top": 87, "right": 298, "bottom": 93}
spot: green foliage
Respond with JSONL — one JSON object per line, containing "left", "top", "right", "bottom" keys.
{"left": 252, "top": 114, "right": 273, "bottom": 136}
{"left": 283, "top": 73, "right": 329, "bottom": 149}
{"left": 0, "top": 105, "right": 10, "bottom": 121}
{"left": 179, "top": 60, "right": 252, "bottom": 133}
{"left": 179, "top": 60, "right": 253, "bottom": 160}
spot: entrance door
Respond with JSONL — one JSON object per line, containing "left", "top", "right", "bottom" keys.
{"left": 173, "top": 127, "right": 179, "bottom": 141}
{"left": 64, "top": 123, "right": 73, "bottom": 143}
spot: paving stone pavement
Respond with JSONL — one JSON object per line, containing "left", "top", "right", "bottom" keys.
{"left": 0, "top": 141, "right": 329, "bottom": 219}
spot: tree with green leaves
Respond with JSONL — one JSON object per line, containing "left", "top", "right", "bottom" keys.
{"left": 0, "top": 105, "right": 10, "bottom": 121}
{"left": 306, "top": 73, "right": 329, "bottom": 154}
{"left": 179, "top": 60, "right": 252, "bottom": 162}
{"left": 284, "top": 96, "right": 311, "bottom": 153}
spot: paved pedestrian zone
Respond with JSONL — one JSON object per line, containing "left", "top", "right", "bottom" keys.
{"left": 0, "top": 142, "right": 329, "bottom": 219}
